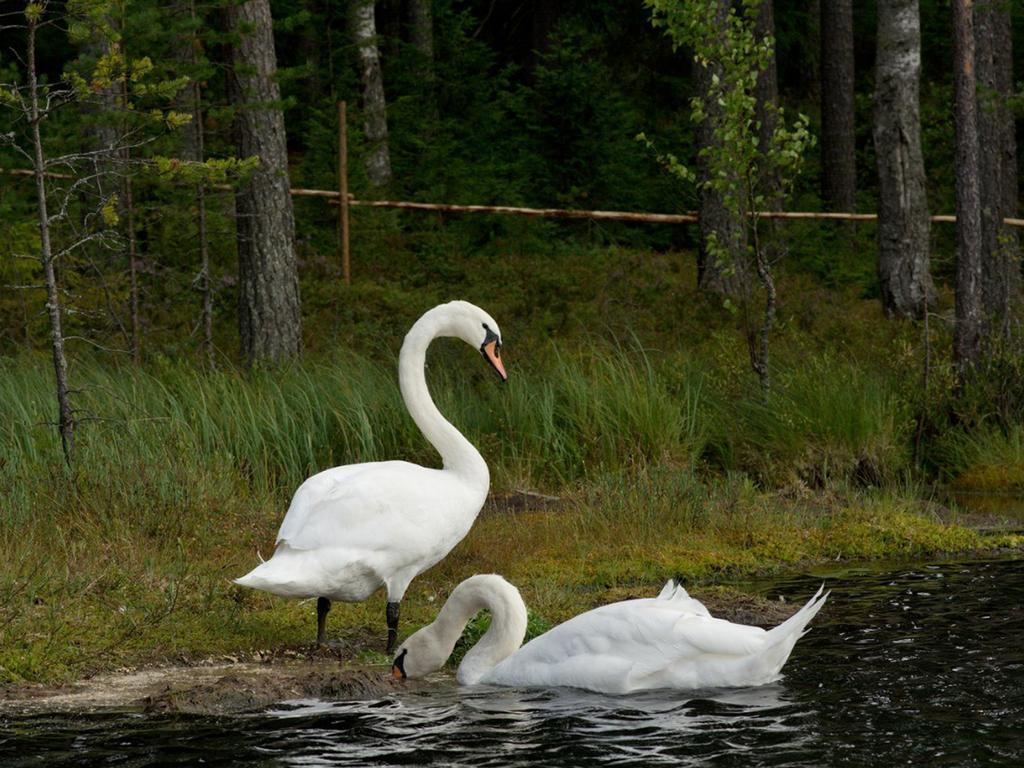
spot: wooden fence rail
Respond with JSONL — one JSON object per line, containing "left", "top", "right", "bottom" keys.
{"left": 324, "top": 196, "right": 1024, "bottom": 228}
{"left": 6, "top": 99, "right": 1024, "bottom": 288}
{"left": 8, "top": 165, "right": 1022, "bottom": 226}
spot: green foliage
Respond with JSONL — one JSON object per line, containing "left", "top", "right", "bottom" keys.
{"left": 0, "top": 343, "right": 703, "bottom": 500}
{"left": 642, "top": 0, "right": 814, "bottom": 396}
{"left": 933, "top": 423, "right": 1024, "bottom": 491}
{"left": 644, "top": 0, "right": 814, "bottom": 242}
{"left": 147, "top": 155, "right": 260, "bottom": 186}
{"left": 707, "top": 354, "right": 914, "bottom": 486}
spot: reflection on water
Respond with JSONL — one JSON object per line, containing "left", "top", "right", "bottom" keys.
{"left": 2, "top": 558, "right": 1022, "bottom": 767}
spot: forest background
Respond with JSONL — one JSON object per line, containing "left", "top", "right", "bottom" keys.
{"left": 1, "top": 0, "right": 1023, "bottom": 685}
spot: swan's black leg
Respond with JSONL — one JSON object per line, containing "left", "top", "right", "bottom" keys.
{"left": 317, "top": 597, "right": 331, "bottom": 646}
{"left": 386, "top": 601, "right": 400, "bottom": 654}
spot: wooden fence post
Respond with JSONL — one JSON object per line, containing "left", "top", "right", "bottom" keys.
{"left": 338, "top": 101, "right": 351, "bottom": 285}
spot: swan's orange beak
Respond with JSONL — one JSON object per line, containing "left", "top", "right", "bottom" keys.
{"left": 482, "top": 341, "right": 507, "bottom": 382}
{"left": 392, "top": 649, "right": 408, "bottom": 680}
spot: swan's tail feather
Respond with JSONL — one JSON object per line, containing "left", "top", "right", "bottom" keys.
{"left": 765, "top": 584, "right": 828, "bottom": 649}
{"left": 233, "top": 548, "right": 322, "bottom": 599}
{"left": 233, "top": 561, "right": 273, "bottom": 590}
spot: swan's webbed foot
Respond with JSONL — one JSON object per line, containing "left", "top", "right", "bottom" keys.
{"left": 386, "top": 601, "right": 400, "bottom": 654}
{"left": 316, "top": 596, "right": 331, "bottom": 646}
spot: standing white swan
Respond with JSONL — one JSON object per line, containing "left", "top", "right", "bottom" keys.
{"left": 391, "top": 574, "right": 828, "bottom": 693}
{"left": 235, "top": 301, "right": 507, "bottom": 652}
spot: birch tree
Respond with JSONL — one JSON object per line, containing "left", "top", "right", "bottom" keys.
{"left": 352, "top": 0, "right": 392, "bottom": 189}
{"left": 644, "top": 0, "right": 813, "bottom": 397}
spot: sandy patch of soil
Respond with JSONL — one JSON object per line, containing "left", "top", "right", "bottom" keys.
{"left": 0, "top": 656, "right": 401, "bottom": 716}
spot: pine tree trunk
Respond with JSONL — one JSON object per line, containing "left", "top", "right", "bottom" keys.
{"left": 694, "top": 0, "right": 747, "bottom": 296}
{"left": 995, "top": 3, "right": 1018, "bottom": 273}
{"left": 408, "top": 0, "right": 437, "bottom": 127}
{"left": 820, "top": 0, "right": 856, "bottom": 211}
{"left": 124, "top": 170, "right": 141, "bottom": 363}
{"left": 227, "top": 0, "right": 302, "bottom": 365}
{"left": 974, "top": 0, "right": 1018, "bottom": 341}
{"left": 409, "top": 0, "right": 434, "bottom": 81}
{"left": 27, "top": 15, "right": 74, "bottom": 466}
{"left": 874, "top": 0, "right": 934, "bottom": 318}
{"left": 754, "top": 1, "right": 785, "bottom": 263}
{"left": 186, "top": 0, "right": 215, "bottom": 368}
{"left": 953, "top": 0, "right": 984, "bottom": 373}
{"left": 119, "top": 73, "right": 141, "bottom": 364}
{"left": 352, "top": 0, "right": 393, "bottom": 189}
{"left": 79, "top": 28, "right": 120, "bottom": 197}
{"left": 755, "top": 0, "right": 779, "bottom": 187}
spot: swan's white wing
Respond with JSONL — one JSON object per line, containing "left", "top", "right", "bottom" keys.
{"left": 670, "top": 615, "right": 768, "bottom": 657}
{"left": 238, "top": 461, "right": 484, "bottom": 601}
{"left": 656, "top": 581, "right": 712, "bottom": 617}
{"left": 486, "top": 599, "right": 687, "bottom": 692}
{"left": 485, "top": 597, "right": 779, "bottom": 693}
{"left": 276, "top": 461, "right": 478, "bottom": 552}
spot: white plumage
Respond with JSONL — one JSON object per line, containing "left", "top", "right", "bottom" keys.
{"left": 392, "top": 574, "right": 828, "bottom": 694}
{"left": 235, "top": 301, "right": 507, "bottom": 649}
{"left": 234, "top": 463, "right": 483, "bottom": 602}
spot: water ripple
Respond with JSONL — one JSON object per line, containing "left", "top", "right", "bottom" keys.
{"left": 2, "top": 558, "right": 1022, "bottom": 767}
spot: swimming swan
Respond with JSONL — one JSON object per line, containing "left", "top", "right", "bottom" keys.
{"left": 391, "top": 574, "right": 828, "bottom": 693}
{"left": 235, "top": 301, "right": 507, "bottom": 652}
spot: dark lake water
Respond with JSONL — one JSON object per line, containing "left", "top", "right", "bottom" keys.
{"left": 3, "top": 557, "right": 1022, "bottom": 767}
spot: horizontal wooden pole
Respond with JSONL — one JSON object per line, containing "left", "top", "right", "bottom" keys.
{"left": 339, "top": 198, "right": 699, "bottom": 223}
{"left": 6, "top": 167, "right": 1024, "bottom": 227}
{"left": 291, "top": 187, "right": 342, "bottom": 198}
{"left": 328, "top": 197, "right": 1024, "bottom": 227}
{"left": 1, "top": 167, "right": 75, "bottom": 180}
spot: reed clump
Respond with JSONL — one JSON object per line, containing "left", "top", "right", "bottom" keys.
{"left": 933, "top": 424, "right": 1024, "bottom": 492}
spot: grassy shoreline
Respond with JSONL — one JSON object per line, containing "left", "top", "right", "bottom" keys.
{"left": 4, "top": 260, "right": 1024, "bottom": 686}
{"left": 0, "top": 462, "right": 1018, "bottom": 686}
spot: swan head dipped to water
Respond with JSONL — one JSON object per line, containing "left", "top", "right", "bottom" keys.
{"left": 391, "top": 574, "right": 528, "bottom": 683}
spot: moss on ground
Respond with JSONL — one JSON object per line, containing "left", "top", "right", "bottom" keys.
{"left": 0, "top": 478, "right": 1011, "bottom": 687}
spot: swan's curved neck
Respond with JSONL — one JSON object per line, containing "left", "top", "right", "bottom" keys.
{"left": 431, "top": 575, "right": 528, "bottom": 685}
{"left": 399, "top": 312, "right": 488, "bottom": 485}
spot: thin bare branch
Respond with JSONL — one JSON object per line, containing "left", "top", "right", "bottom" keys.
{"left": 62, "top": 336, "right": 131, "bottom": 354}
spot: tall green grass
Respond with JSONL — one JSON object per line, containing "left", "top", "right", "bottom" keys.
{"left": 1, "top": 344, "right": 920, "bottom": 515}
{"left": 0, "top": 343, "right": 706, "bottom": 508}
{"left": 932, "top": 423, "right": 1024, "bottom": 491}
{"left": 705, "top": 354, "right": 913, "bottom": 486}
